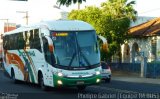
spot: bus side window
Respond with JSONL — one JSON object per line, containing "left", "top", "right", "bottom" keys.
{"left": 3, "top": 36, "right": 7, "bottom": 50}
{"left": 18, "top": 33, "right": 25, "bottom": 49}
{"left": 29, "top": 30, "right": 34, "bottom": 49}
{"left": 13, "top": 34, "right": 18, "bottom": 50}
{"left": 10, "top": 34, "right": 17, "bottom": 50}
{"left": 24, "top": 31, "right": 30, "bottom": 49}
{"left": 34, "top": 29, "right": 41, "bottom": 52}
{"left": 8, "top": 35, "right": 11, "bottom": 50}
{"left": 6, "top": 36, "right": 9, "bottom": 50}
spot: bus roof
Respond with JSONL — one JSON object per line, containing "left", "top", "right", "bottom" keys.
{"left": 3, "top": 20, "right": 95, "bottom": 36}
{"left": 41, "top": 20, "right": 94, "bottom": 31}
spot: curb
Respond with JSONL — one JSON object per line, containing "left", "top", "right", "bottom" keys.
{"left": 112, "top": 76, "right": 160, "bottom": 85}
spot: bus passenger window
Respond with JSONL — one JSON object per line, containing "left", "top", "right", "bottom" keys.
{"left": 14, "top": 34, "right": 17, "bottom": 49}
{"left": 34, "top": 29, "right": 41, "bottom": 52}
{"left": 3, "top": 36, "right": 7, "bottom": 50}
{"left": 7, "top": 36, "right": 11, "bottom": 50}
{"left": 24, "top": 31, "right": 30, "bottom": 49}
{"left": 29, "top": 30, "right": 34, "bottom": 49}
{"left": 18, "top": 33, "right": 25, "bottom": 49}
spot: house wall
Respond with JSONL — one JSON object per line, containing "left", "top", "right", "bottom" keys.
{"left": 112, "top": 16, "right": 155, "bottom": 63}
{"left": 121, "top": 37, "right": 157, "bottom": 63}
{"left": 156, "top": 36, "right": 160, "bottom": 61}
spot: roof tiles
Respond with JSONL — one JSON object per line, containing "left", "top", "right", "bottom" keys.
{"left": 129, "top": 17, "right": 160, "bottom": 36}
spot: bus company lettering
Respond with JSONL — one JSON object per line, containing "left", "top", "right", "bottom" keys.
{"left": 19, "top": 51, "right": 35, "bottom": 56}
{"left": 72, "top": 72, "right": 89, "bottom": 75}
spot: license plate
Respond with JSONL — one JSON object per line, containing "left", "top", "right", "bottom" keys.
{"left": 77, "top": 81, "right": 84, "bottom": 85}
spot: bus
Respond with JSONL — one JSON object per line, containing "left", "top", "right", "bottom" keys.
{"left": 3, "top": 20, "right": 105, "bottom": 90}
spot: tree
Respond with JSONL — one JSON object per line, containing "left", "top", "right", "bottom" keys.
{"left": 101, "top": 0, "right": 137, "bottom": 62}
{"left": 68, "top": 7, "right": 103, "bottom": 33}
{"left": 56, "top": 0, "right": 86, "bottom": 7}
{"left": 68, "top": 0, "right": 137, "bottom": 61}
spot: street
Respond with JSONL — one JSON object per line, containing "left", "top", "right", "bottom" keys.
{"left": 0, "top": 70, "right": 160, "bottom": 99}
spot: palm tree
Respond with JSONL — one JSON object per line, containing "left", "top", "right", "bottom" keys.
{"left": 56, "top": 0, "right": 86, "bottom": 9}
{"left": 101, "top": 0, "right": 137, "bottom": 21}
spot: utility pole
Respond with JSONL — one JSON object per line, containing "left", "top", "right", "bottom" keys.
{"left": 16, "top": 11, "right": 28, "bottom": 25}
{"left": 78, "top": 3, "right": 80, "bottom": 10}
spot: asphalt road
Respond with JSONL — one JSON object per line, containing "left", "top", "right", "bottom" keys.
{"left": 0, "top": 70, "right": 160, "bottom": 99}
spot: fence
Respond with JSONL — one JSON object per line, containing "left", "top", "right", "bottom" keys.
{"left": 110, "top": 62, "right": 160, "bottom": 78}
{"left": 147, "top": 63, "right": 160, "bottom": 78}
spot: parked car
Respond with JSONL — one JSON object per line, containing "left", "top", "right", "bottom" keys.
{"left": 100, "top": 61, "right": 111, "bottom": 83}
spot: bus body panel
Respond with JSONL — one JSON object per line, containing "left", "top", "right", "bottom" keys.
{"left": 52, "top": 66, "right": 102, "bottom": 87}
{"left": 3, "top": 20, "right": 102, "bottom": 88}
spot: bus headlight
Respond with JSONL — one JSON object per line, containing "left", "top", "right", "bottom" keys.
{"left": 96, "top": 71, "right": 100, "bottom": 75}
{"left": 57, "top": 80, "right": 63, "bottom": 85}
{"left": 58, "top": 72, "right": 63, "bottom": 77}
{"left": 96, "top": 79, "right": 100, "bottom": 83}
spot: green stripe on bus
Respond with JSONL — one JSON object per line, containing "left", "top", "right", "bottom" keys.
{"left": 18, "top": 50, "right": 35, "bottom": 83}
{"left": 24, "top": 51, "right": 37, "bottom": 82}
{"left": 53, "top": 74, "right": 101, "bottom": 87}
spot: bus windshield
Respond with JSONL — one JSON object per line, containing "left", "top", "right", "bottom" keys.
{"left": 51, "top": 30, "right": 100, "bottom": 69}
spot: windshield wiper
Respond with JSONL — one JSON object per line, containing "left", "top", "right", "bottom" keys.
{"left": 77, "top": 45, "right": 91, "bottom": 66}
{"left": 68, "top": 33, "right": 91, "bottom": 67}
{"left": 75, "top": 34, "right": 91, "bottom": 66}
{"left": 68, "top": 51, "right": 76, "bottom": 66}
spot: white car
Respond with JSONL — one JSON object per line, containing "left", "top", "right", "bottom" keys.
{"left": 101, "top": 61, "right": 111, "bottom": 83}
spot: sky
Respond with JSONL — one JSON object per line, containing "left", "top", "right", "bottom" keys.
{"left": 0, "top": 0, "right": 160, "bottom": 25}
{"left": 134, "top": 0, "right": 160, "bottom": 17}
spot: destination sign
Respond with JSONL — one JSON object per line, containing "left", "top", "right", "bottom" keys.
{"left": 52, "top": 32, "right": 68, "bottom": 37}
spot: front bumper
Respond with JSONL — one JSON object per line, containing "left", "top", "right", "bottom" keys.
{"left": 101, "top": 73, "right": 111, "bottom": 79}
{"left": 53, "top": 75, "right": 101, "bottom": 87}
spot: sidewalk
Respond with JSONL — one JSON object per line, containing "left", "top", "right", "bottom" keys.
{"left": 112, "top": 71, "right": 160, "bottom": 85}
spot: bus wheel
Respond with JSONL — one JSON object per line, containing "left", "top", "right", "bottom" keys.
{"left": 77, "top": 85, "right": 86, "bottom": 91}
{"left": 11, "top": 69, "right": 18, "bottom": 83}
{"left": 39, "top": 74, "right": 48, "bottom": 91}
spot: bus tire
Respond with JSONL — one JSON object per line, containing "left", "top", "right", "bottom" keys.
{"left": 11, "top": 68, "right": 19, "bottom": 83}
{"left": 38, "top": 73, "right": 48, "bottom": 91}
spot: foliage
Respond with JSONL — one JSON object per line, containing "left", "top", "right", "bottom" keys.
{"left": 56, "top": 0, "right": 86, "bottom": 7}
{"left": 68, "top": 0, "right": 137, "bottom": 61}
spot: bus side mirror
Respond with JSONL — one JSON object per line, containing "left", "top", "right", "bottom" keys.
{"left": 45, "top": 36, "right": 54, "bottom": 53}
{"left": 102, "top": 43, "right": 108, "bottom": 52}
{"left": 98, "top": 35, "right": 108, "bottom": 52}
{"left": 48, "top": 44, "right": 54, "bottom": 53}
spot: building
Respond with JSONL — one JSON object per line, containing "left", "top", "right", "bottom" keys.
{"left": 0, "top": 22, "right": 16, "bottom": 58}
{"left": 121, "top": 17, "right": 160, "bottom": 63}
{"left": 112, "top": 16, "right": 155, "bottom": 63}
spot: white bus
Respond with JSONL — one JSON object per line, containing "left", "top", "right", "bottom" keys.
{"left": 3, "top": 20, "right": 103, "bottom": 90}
